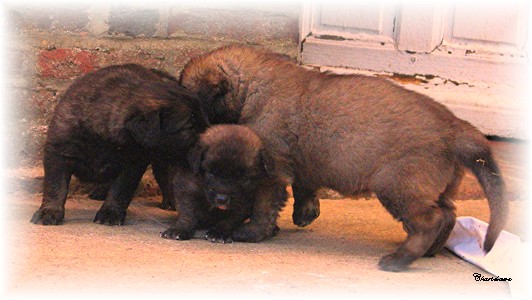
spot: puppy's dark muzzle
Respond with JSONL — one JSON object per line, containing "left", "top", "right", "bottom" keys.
{"left": 207, "top": 189, "right": 231, "bottom": 207}
{"left": 214, "top": 194, "right": 230, "bottom": 206}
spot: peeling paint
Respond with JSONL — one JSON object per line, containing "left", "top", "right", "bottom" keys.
{"left": 316, "top": 34, "right": 347, "bottom": 41}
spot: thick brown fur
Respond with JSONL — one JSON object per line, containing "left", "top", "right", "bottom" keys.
{"left": 180, "top": 45, "right": 508, "bottom": 271}
{"left": 31, "top": 64, "right": 208, "bottom": 226}
{"left": 160, "top": 124, "right": 286, "bottom": 243}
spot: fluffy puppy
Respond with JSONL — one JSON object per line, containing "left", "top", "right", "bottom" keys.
{"left": 179, "top": 45, "right": 508, "bottom": 271}
{"left": 160, "top": 124, "right": 286, "bottom": 243}
{"left": 31, "top": 64, "right": 208, "bottom": 226}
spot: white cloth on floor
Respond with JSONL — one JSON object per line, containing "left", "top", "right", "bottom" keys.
{"left": 445, "top": 216, "right": 529, "bottom": 298}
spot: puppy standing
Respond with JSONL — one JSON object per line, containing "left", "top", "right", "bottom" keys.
{"left": 179, "top": 45, "right": 508, "bottom": 271}
{"left": 31, "top": 64, "right": 208, "bottom": 226}
{"left": 161, "top": 124, "right": 285, "bottom": 243}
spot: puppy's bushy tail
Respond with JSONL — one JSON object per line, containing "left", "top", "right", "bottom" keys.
{"left": 455, "top": 127, "right": 508, "bottom": 253}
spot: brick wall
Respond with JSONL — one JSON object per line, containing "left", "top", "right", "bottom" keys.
{"left": 4, "top": 2, "right": 300, "bottom": 167}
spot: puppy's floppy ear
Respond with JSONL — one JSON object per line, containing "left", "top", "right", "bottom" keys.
{"left": 188, "top": 141, "right": 206, "bottom": 176}
{"left": 259, "top": 148, "right": 276, "bottom": 178}
{"left": 161, "top": 83, "right": 210, "bottom": 131}
{"left": 213, "top": 77, "right": 230, "bottom": 98}
{"left": 201, "top": 78, "right": 239, "bottom": 123}
{"left": 126, "top": 110, "right": 161, "bottom": 148}
{"left": 200, "top": 78, "right": 229, "bottom": 104}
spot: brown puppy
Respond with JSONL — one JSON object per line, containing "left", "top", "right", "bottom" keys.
{"left": 31, "top": 64, "right": 208, "bottom": 226}
{"left": 179, "top": 45, "right": 508, "bottom": 271}
{"left": 160, "top": 124, "right": 285, "bottom": 243}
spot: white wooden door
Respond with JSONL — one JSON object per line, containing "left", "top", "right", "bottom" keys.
{"left": 299, "top": 1, "right": 529, "bottom": 139}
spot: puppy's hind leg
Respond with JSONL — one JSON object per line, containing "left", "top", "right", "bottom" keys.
{"left": 422, "top": 204, "right": 455, "bottom": 257}
{"left": 424, "top": 168, "right": 462, "bottom": 257}
{"left": 31, "top": 151, "right": 73, "bottom": 225}
{"left": 378, "top": 201, "right": 445, "bottom": 272}
{"left": 372, "top": 162, "right": 449, "bottom": 272}
{"left": 94, "top": 161, "right": 149, "bottom": 225}
{"left": 151, "top": 160, "right": 176, "bottom": 210}
{"left": 292, "top": 182, "right": 320, "bottom": 227}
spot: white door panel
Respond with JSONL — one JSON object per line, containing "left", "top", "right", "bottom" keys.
{"left": 317, "top": 2, "right": 395, "bottom": 36}
{"left": 299, "top": 1, "right": 529, "bottom": 138}
{"left": 396, "top": 2, "right": 445, "bottom": 53}
{"left": 450, "top": 2, "right": 526, "bottom": 47}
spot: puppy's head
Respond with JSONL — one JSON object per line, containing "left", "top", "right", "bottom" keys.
{"left": 188, "top": 125, "right": 273, "bottom": 210}
{"left": 179, "top": 47, "right": 249, "bottom": 124}
{"left": 125, "top": 84, "right": 209, "bottom": 154}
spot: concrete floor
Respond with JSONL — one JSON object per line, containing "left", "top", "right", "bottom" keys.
{"left": 1, "top": 140, "right": 529, "bottom": 299}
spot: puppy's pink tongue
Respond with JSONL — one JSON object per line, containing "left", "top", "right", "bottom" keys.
{"left": 218, "top": 205, "right": 228, "bottom": 210}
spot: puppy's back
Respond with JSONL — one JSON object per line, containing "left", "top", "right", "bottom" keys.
{"left": 48, "top": 64, "right": 182, "bottom": 143}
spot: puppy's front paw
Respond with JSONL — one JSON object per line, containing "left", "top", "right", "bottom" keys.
{"left": 232, "top": 223, "right": 277, "bottom": 243}
{"left": 93, "top": 207, "right": 126, "bottom": 225}
{"left": 270, "top": 225, "right": 280, "bottom": 237}
{"left": 160, "top": 228, "right": 195, "bottom": 240}
{"left": 30, "top": 207, "right": 64, "bottom": 225}
{"left": 205, "top": 229, "right": 233, "bottom": 244}
{"left": 378, "top": 253, "right": 411, "bottom": 272}
{"left": 159, "top": 198, "right": 176, "bottom": 211}
{"left": 293, "top": 205, "right": 320, "bottom": 227}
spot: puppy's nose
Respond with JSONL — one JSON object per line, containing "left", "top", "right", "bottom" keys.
{"left": 214, "top": 194, "right": 230, "bottom": 206}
